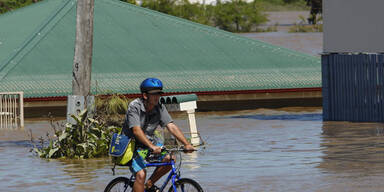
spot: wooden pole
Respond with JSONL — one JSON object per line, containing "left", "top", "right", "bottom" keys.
{"left": 72, "top": 0, "right": 95, "bottom": 97}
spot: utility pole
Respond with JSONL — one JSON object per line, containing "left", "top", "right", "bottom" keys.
{"left": 72, "top": 0, "right": 94, "bottom": 96}
{"left": 67, "top": 0, "right": 95, "bottom": 123}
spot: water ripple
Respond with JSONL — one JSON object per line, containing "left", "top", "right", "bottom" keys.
{"left": 228, "top": 113, "right": 322, "bottom": 121}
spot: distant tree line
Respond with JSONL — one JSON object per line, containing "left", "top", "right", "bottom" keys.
{"left": 0, "top": 0, "right": 42, "bottom": 14}
{"left": 122, "top": 0, "right": 270, "bottom": 32}
{"left": 0, "top": 0, "right": 319, "bottom": 33}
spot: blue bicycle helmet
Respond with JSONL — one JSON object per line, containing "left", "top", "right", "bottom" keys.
{"left": 140, "top": 78, "right": 163, "bottom": 93}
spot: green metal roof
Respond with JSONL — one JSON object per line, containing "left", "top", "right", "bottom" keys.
{"left": 0, "top": 0, "right": 321, "bottom": 98}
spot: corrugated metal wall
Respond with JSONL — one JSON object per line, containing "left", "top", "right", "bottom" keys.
{"left": 322, "top": 54, "right": 384, "bottom": 122}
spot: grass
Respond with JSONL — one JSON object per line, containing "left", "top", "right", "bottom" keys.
{"left": 288, "top": 23, "right": 322, "bottom": 32}
{"left": 288, "top": 14, "right": 322, "bottom": 32}
{"left": 255, "top": 23, "right": 278, "bottom": 32}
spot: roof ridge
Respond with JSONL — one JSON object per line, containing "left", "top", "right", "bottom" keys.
{"left": 0, "top": 0, "right": 75, "bottom": 80}
{"left": 104, "top": 0, "right": 318, "bottom": 62}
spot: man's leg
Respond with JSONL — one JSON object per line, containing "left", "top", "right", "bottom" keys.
{"left": 133, "top": 169, "right": 146, "bottom": 192}
{"left": 145, "top": 155, "right": 175, "bottom": 188}
{"left": 131, "top": 152, "right": 148, "bottom": 192}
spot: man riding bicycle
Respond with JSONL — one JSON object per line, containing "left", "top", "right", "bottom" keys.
{"left": 123, "top": 78, "right": 195, "bottom": 192}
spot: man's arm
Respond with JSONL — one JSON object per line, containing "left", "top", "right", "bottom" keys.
{"left": 132, "top": 126, "right": 162, "bottom": 154}
{"left": 166, "top": 122, "right": 195, "bottom": 151}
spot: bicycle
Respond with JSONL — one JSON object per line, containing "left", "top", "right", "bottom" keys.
{"left": 104, "top": 147, "right": 204, "bottom": 192}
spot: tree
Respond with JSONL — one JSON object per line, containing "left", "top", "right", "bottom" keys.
{"left": 306, "top": 0, "right": 322, "bottom": 24}
{"left": 141, "top": 0, "right": 176, "bottom": 15}
{"left": 0, "top": 0, "right": 42, "bottom": 14}
{"left": 175, "top": 0, "right": 198, "bottom": 21}
{"left": 214, "top": 0, "right": 267, "bottom": 32}
{"left": 198, "top": 4, "right": 215, "bottom": 25}
{"left": 283, "top": 0, "right": 302, "bottom": 3}
{"left": 121, "top": 0, "right": 137, "bottom": 5}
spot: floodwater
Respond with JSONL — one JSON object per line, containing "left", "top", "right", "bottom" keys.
{"left": 2, "top": 107, "right": 384, "bottom": 192}
{"left": 239, "top": 11, "right": 323, "bottom": 57}
{"left": 241, "top": 32, "right": 323, "bottom": 56}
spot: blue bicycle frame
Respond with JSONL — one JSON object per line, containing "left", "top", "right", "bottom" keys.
{"left": 144, "top": 159, "right": 180, "bottom": 192}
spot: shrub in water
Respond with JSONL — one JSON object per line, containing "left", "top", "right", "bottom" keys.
{"left": 32, "top": 110, "right": 119, "bottom": 159}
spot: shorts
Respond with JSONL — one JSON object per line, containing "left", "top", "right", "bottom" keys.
{"left": 130, "top": 142, "right": 166, "bottom": 174}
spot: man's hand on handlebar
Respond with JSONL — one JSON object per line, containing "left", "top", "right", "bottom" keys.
{"left": 150, "top": 145, "right": 162, "bottom": 154}
{"left": 151, "top": 144, "right": 195, "bottom": 154}
{"left": 183, "top": 144, "right": 195, "bottom": 153}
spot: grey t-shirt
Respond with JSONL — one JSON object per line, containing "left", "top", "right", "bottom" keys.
{"left": 123, "top": 98, "right": 173, "bottom": 146}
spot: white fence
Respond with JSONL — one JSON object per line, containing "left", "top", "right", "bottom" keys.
{"left": 0, "top": 92, "right": 24, "bottom": 129}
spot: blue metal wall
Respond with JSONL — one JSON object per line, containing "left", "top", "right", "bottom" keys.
{"left": 322, "top": 54, "right": 384, "bottom": 122}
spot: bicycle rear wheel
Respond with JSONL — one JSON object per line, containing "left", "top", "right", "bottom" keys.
{"left": 168, "top": 178, "right": 204, "bottom": 192}
{"left": 104, "top": 177, "right": 133, "bottom": 192}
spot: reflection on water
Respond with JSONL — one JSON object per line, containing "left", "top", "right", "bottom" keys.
{"left": 320, "top": 121, "right": 384, "bottom": 171}
{"left": 316, "top": 122, "right": 384, "bottom": 191}
{"left": 2, "top": 107, "right": 384, "bottom": 191}
{"left": 181, "top": 152, "right": 200, "bottom": 170}
{"left": 229, "top": 113, "right": 321, "bottom": 121}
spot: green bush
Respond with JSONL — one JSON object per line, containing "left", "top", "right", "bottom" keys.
{"left": 214, "top": 0, "right": 267, "bottom": 32}
{"left": 32, "top": 110, "right": 119, "bottom": 159}
{"left": 95, "top": 94, "right": 130, "bottom": 127}
{"left": 32, "top": 94, "right": 131, "bottom": 159}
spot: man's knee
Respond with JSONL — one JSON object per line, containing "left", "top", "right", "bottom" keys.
{"left": 163, "top": 155, "right": 171, "bottom": 162}
{"left": 135, "top": 170, "right": 146, "bottom": 183}
{"left": 163, "top": 154, "right": 175, "bottom": 162}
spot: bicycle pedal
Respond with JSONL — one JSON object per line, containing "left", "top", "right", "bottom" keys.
{"left": 146, "top": 185, "right": 160, "bottom": 192}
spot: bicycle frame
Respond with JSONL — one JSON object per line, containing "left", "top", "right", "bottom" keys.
{"left": 145, "top": 159, "right": 179, "bottom": 192}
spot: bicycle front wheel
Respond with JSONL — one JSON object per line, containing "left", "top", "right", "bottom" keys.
{"left": 168, "top": 178, "right": 204, "bottom": 192}
{"left": 104, "top": 177, "right": 132, "bottom": 192}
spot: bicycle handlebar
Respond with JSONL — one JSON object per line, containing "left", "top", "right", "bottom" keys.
{"left": 164, "top": 146, "right": 196, "bottom": 152}
{"left": 149, "top": 146, "right": 196, "bottom": 154}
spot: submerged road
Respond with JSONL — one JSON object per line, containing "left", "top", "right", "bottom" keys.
{"left": 2, "top": 107, "right": 384, "bottom": 191}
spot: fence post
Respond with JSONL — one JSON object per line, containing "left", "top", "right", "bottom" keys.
{"left": 19, "top": 92, "right": 24, "bottom": 128}
{"left": 186, "top": 109, "right": 200, "bottom": 146}
{"left": 0, "top": 92, "right": 24, "bottom": 129}
{"left": 161, "top": 94, "right": 201, "bottom": 146}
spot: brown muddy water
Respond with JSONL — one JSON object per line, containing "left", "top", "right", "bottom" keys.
{"left": 241, "top": 32, "right": 323, "bottom": 56}
{"left": 1, "top": 107, "right": 384, "bottom": 192}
